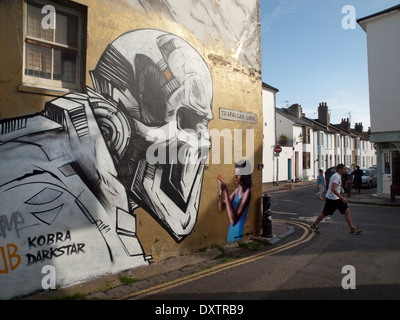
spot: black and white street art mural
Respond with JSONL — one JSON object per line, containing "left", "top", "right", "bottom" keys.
{"left": 0, "top": 29, "right": 213, "bottom": 299}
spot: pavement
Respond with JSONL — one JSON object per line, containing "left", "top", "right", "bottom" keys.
{"left": 21, "top": 221, "right": 291, "bottom": 300}
{"left": 21, "top": 213, "right": 292, "bottom": 300}
{"left": 346, "top": 188, "right": 400, "bottom": 207}
{"left": 19, "top": 180, "right": 399, "bottom": 300}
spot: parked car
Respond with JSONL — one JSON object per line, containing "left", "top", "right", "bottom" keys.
{"left": 361, "top": 168, "right": 377, "bottom": 188}
{"left": 369, "top": 165, "right": 377, "bottom": 172}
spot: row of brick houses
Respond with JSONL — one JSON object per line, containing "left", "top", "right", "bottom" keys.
{"left": 262, "top": 83, "right": 376, "bottom": 185}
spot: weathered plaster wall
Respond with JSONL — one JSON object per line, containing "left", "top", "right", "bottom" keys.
{"left": 0, "top": 0, "right": 262, "bottom": 299}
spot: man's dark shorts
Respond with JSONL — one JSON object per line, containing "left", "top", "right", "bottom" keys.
{"left": 323, "top": 198, "right": 348, "bottom": 216}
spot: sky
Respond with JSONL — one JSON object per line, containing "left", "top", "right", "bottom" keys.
{"left": 260, "top": 0, "right": 400, "bottom": 129}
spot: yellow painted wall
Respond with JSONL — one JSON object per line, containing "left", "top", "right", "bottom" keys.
{"left": 0, "top": 0, "right": 262, "bottom": 262}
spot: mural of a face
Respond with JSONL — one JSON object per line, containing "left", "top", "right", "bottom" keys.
{"left": 90, "top": 29, "right": 213, "bottom": 242}
{"left": 0, "top": 29, "right": 213, "bottom": 299}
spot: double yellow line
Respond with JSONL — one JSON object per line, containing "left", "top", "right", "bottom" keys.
{"left": 118, "top": 219, "right": 315, "bottom": 300}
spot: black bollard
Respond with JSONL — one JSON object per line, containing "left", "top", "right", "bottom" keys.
{"left": 262, "top": 193, "right": 273, "bottom": 238}
{"left": 391, "top": 185, "right": 396, "bottom": 203}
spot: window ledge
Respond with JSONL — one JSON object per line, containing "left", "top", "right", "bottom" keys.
{"left": 18, "top": 84, "right": 75, "bottom": 97}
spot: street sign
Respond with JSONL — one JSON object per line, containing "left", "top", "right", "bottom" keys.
{"left": 274, "top": 145, "right": 282, "bottom": 154}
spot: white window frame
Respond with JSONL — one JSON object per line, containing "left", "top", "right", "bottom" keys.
{"left": 23, "top": 0, "right": 83, "bottom": 92}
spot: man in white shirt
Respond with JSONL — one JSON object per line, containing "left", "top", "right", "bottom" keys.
{"left": 311, "top": 164, "right": 361, "bottom": 234}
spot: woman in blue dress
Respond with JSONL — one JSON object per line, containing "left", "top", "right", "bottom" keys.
{"left": 218, "top": 161, "right": 252, "bottom": 242}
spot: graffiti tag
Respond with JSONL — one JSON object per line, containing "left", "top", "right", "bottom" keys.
{"left": 28, "top": 230, "right": 71, "bottom": 249}
{"left": 26, "top": 230, "right": 85, "bottom": 265}
{"left": 0, "top": 243, "right": 21, "bottom": 274}
{"left": 0, "top": 212, "right": 24, "bottom": 239}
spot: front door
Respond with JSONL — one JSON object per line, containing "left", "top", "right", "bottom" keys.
{"left": 288, "top": 159, "right": 292, "bottom": 181}
{"left": 382, "top": 151, "right": 392, "bottom": 194}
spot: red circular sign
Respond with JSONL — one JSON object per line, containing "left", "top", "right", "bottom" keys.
{"left": 274, "top": 145, "right": 282, "bottom": 153}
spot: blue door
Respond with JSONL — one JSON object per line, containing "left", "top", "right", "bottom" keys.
{"left": 288, "top": 159, "right": 292, "bottom": 180}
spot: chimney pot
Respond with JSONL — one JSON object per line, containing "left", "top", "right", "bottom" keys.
{"left": 318, "top": 102, "right": 330, "bottom": 125}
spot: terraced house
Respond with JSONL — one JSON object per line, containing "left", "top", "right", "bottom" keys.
{"left": 262, "top": 84, "right": 376, "bottom": 184}
{"left": 358, "top": 4, "right": 400, "bottom": 196}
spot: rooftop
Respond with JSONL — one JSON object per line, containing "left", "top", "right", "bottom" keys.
{"left": 357, "top": 4, "right": 400, "bottom": 31}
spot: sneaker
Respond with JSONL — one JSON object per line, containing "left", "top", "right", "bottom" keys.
{"left": 310, "top": 224, "right": 319, "bottom": 232}
{"left": 350, "top": 227, "right": 362, "bottom": 234}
